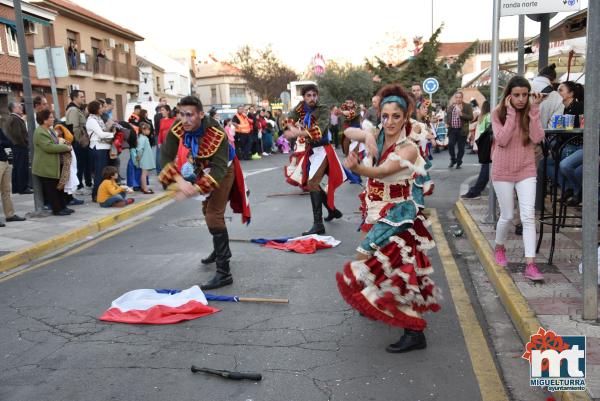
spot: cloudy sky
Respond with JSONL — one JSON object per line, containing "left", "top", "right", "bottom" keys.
{"left": 74, "top": 0, "right": 587, "bottom": 70}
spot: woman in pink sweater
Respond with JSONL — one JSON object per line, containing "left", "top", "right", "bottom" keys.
{"left": 491, "top": 76, "right": 546, "bottom": 281}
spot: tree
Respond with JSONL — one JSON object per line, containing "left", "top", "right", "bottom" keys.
{"left": 366, "top": 25, "right": 477, "bottom": 105}
{"left": 231, "top": 45, "right": 298, "bottom": 102}
{"left": 315, "top": 63, "right": 375, "bottom": 106}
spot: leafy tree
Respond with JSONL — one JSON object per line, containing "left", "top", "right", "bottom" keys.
{"left": 231, "top": 45, "right": 298, "bottom": 102}
{"left": 366, "top": 25, "right": 477, "bottom": 105}
{"left": 315, "top": 63, "right": 375, "bottom": 106}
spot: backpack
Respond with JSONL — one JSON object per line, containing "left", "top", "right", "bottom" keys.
{"left": 475, "top": 124, "right": 493, "bottom": 164}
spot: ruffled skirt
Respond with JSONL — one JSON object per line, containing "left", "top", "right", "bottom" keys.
{"left": 336, "top": 203, "right": 441, "bottom": 331}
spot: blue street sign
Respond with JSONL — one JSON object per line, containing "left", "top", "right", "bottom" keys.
{"left": 423, "top": 77, "right": 439, "bottom": 94}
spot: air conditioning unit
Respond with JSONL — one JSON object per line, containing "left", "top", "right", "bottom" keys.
{"left": 106, "top": 38, "right": 116, "bottom": 49}
{"left": 24, "top": 20, "right": 37, "bottom": 34}
{"left": 123, "top": 43, "right": 130, "bottom": 53}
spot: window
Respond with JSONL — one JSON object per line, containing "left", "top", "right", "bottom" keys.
{"left": 5, "top": 25, "right": 19, "bottom": 55}
{"left": 156, "top": 76, "right": 161, "bottom": 92}
{"left": 230, "top": 86, "right": 246, "bottom": 104}
{"left": 211, "top": 86, "right": 217, "bottom": 105}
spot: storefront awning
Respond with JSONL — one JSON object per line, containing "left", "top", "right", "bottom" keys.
{"left": 0, "top": 13, "right": 52, "bottom": 28}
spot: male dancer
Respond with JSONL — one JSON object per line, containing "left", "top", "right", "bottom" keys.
{"left": 160, "top": 96, "right": 250, "bottom": 290}
{"left": 284, "top": 84, "right": 346, "bottom": 235}
{"left": 338, "top": 96, "right": 361, "bottom": 156}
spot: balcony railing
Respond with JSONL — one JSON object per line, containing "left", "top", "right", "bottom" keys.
{"left": 93, "top": 57, "right": 114, "bottom": 76}
{"left": 67, "top": 55, "right": 93, "bottom": 74}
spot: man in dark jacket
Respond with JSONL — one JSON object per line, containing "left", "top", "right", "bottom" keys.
{"left": 445, "top": 91, "right": 473, "bottom": 169}
{"left": 5, "top": 102, "right": 32, "bottom": 194}
{"left": 65, "top": 90, "right": 91, "bottom": 188}
{"left": 0, "top": 127, "right": 26, "bottom": 226}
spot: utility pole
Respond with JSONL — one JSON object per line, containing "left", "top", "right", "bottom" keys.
{"left": 13, "top": 0, "right": 45, "bottom": 214}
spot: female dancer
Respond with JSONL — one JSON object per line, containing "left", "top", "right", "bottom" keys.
{"left": 336, "top": 84, "right": 440, "bottom": 353}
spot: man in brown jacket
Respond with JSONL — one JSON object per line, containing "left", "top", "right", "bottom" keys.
{"left": 5, "top": 102, "right": 32, "bottom": 194}
{"left": 445, "top": 91, "right": 473, "bottom": 169}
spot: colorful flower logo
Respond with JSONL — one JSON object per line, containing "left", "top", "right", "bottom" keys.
{"left": 522, "top": 327, "right": 570, "bottom": 372}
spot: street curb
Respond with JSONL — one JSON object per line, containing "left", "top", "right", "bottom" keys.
{"left": 0, "top": 193, "right": 172, "bottom": 273}
{"left": 454, "top": 200, "right": 593, "bottom": 401}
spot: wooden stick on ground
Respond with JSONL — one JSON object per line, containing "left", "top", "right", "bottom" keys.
{"left": 238, "top": 297, "right": 289, "bottom": 304}
{"left": 266, "top": 192, "right": 309, "bottom": 198}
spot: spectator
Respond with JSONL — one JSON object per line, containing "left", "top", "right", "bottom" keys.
{"left": 65, "top": 90, "right": 91, "bottom": 190}
{"left": 97, "top": 166, "right": 134, "bottom": 208}
{"left": 223, "top": 118, "right": 235, "bottom": 146}
{"left": 132, "top": 122, "right": 155, "bottom": 194}
{"left": 32, "top": 109, "right": 73, "bottom": 216}
{"left": 468, "top": 99, "right": 480, "bottom": 151}
{"left": 209, "top": 107, "right": 219, "bottom": 124}
{"left": 33, "top": 96, "right": 49, "bottom": 120}
{"left": 530, "top": 63, "right": 564, "bottom": 128}
{"left": 445, "top": 91, "right": 473, "bottom": 169}
{"left": 558, "top": 81, "right": 584, "bottom": 128}
{"left": 364, "top": 95, "right": 380, "bottom": 127}
{"left": 102, "top": 98, "right": 115, "bottom": 122}
{"left": 248, "top": 106, "right": 261, "bottom": 160}
{"left": 181, "top": 151, "right": 196, "bottom": 183}
{"left": 0, "top": 127, "right": 26, "bottom": 226}
{"left": 462, "top": 101, "right": 491, "bottom": 199}
{"left": 262, "top": 111, "right": 275, "bottom": 156}
{"left": 154, "top": 97, "right": 168, "bottom": 134}
{"left": 6, "top": 102, "right": 32, "bottom": 194}
{"left": 86, "top": 100, "right": 114, "bottom": 202}
{"left": 139, "top": 109, "right": 154, "bottom": 146}
{"left": 128, "top": 105, "right": 141, "bottom": 127}
{"left": 329, "top": 105, "right": 340, "bottom": 148}
{"left": 491, "top": 76, "right": 545, "bottom": 281}
{"left": 232, "top": 105, "right": 252, "bottom": 160}
{"left": 411, "top": 83, "right": 424, "bottom": 104}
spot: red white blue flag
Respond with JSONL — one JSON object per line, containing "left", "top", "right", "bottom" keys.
{"left": 99, "top": 286, "right": 219, "bottom": 324}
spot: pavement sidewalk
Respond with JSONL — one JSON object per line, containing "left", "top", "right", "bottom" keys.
{"left": 0, "top": 177, "right": 170, "bottom": 271}
{"left": 456, "top": 197, "right": 600, "bottom": 400}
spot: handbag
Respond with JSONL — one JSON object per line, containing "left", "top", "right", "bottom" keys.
{"left": 475, "top": 124, "right": 493, "bottom": 164}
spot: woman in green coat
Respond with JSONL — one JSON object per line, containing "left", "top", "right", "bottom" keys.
{"left": 33, "top": 109, "right": 72, "bottom": 215}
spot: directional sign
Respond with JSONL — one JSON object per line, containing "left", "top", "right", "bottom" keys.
{"left": 501, "top": 0, "right": 580, "bottom": 17}
{"left": 422, "top": 77, "right": 439, "bottom": 94}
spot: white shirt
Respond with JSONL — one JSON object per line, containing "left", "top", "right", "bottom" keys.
{"left": 86, "top": 115, "right": 114, "bottom": 150}
{"left": 530, "top": 76, "right": 565, "bottom": 129}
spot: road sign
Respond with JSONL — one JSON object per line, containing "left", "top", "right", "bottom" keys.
{"left": 422, "top": 77, "right": 439, "bottom": 94}
{"left": 33, "top": 47, "right": 68, "bottom": 79}
{"left": 501, "top": 0, "right": 580, "bottom": 17}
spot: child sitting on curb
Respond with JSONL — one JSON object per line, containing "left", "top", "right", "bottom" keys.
{"left": 181, "top": 151, "right": 196, "bottom": 183}
{"left": 97, "top": 166, "right": 134, "bottom": 208}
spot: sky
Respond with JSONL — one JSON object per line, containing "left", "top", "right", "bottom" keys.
{"left": 73, "top": 0, "right": 587, "bottom": 71}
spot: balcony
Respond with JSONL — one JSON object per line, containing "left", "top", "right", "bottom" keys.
{"left": 93, "top": 57, "right": 114, "bottom": 81}
{"left": 67, "top": 56, "right": 93, "bottom": 77}
{"left": 114, "top": 62, "right": 138, "bottom": 85}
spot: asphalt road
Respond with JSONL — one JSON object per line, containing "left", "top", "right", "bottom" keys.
{"left": 0, "top": 149, "right": 500, "bottom": 401}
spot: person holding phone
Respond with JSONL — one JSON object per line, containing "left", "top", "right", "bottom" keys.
{"left": 491, "top": 76, "right": 545, "bottom": 281}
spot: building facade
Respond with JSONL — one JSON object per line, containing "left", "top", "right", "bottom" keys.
{"left": 30, "top": 0, "right": 143, "bottom": 121}
{"left": 0, "top": 0, "right": 55, "bottom": 119}
{"left": 193, "top": 60, "right": 256, "bottom": 108}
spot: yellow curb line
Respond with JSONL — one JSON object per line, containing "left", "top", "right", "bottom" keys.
{"left": 0, "top": 193, "right": 172, "bottom": 273}
{"left": 454, "top": 200, "right": 592, "bottom": 401}
{"left": 430, "top": 209, "right": 509, "bottom": 401}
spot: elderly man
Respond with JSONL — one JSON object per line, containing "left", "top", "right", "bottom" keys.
{"left": 5, "top": 102, "right": 32, "bottom": 194}
{"left": 0, "top": 127, "right": 26, "bottom": 226}
{"left": 444, "top": 91, "right": 473, "bottom": 169}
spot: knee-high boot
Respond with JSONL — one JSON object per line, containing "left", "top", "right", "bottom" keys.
{"left": 302, "top": 191, "right": 326, "bottom": 235}
{"left": 320, "top": 188, "right": 343, "bottom": 222}
{"left": 201, "top": 228, "right": 233, "bottom": 290}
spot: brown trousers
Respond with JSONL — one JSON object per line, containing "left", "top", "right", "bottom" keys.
{"left": 0, "top": 161, "right": 15, "bottom": 218}
{"left": 202, "top": 166, "right": 234, "bottom": 231}
{"left": 307, "top": 156, "right": 329, "bottom": 192}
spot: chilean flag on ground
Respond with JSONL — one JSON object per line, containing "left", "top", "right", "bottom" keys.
{"left": 251, "top": 234, "right": 341, "bottom": 254}
{"left": 99, "top": 286, "right": 219, "bottom": 324}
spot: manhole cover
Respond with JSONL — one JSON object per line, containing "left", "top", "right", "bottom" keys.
{"left": 168, "top": 217, "right": 232, "bottom": 228}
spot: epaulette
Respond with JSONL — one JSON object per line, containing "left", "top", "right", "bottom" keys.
{"left": 170, "top": 121, "right": 184, "bottom": 140}
{"left": 197, "top": 126, "right": 225, "bottom": 158}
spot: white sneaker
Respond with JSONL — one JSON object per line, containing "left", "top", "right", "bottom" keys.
{"left": 262, "top": 152, "right": 269, "bottom": 156}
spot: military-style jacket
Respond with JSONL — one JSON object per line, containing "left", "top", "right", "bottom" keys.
{"left": 286, "top": 101, "right": 330, "bottom": 147}
{"left": 159, "top": 118, "right": 230, "bottom": 194}
{"left": 339, "top": 103, "right": 361, "bottom": 130}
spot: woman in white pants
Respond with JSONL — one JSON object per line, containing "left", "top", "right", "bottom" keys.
{"left": 491, "top": 76, "right": 546, "bottom": 281}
